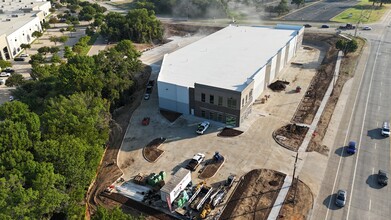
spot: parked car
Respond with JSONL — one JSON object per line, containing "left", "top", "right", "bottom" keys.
{"left": 144, "top": 93, "right": 150, "bottom": 100}
{"left": 0, "top": 78, "right": 5, "bottom": 85}
{"left": 303, "top": 24, "right": 312, "bottom": 28}
{"left": 335, "top": 190, "right": 347, "bottom": 207}
{"left": 196, "top": 121, "right": 210, "bottom": 135}
{"left": 147, "top": 80, "right": 155, "bottom": 88}
{"left": 321, "top": 24, "right": 330, "bottom": 28}
{"left": 20, "top": 54, "right": 29, "bottom": 57}
{"left": 142, "top": 117, "right": 150, "bottom": 126}
{"left": 14, "top": 57, "right": 25, "bottom": 61}
{"left": 378, "top": 170, "right": 388, "bottom": 186}
{"left": 362, "top": 26, "right": 372, "bottom": 30}
{"left": 185, "top": 153, "right": 205, "bottom": 171}
{"left": 0, "top": 72, "right": 11, "bottom": 77}
{"left": 9, "top": 96, "right": 14, "bottom": 101}
{"left": 4, "top": 67, "right": 14, "bottom": 73}
{"left": 346, "top": 141, "right": 356, "bottom": 154}
{"left": 381, "top": 121, "right": 390, "bottom": 137}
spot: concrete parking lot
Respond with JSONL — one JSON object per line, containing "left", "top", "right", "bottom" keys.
{"left": 117, "top": 43, "right": 325, "bottom": 198}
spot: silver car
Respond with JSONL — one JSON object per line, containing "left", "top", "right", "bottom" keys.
{"left": 335, "top": 190, "right": 346, "bottom": 207}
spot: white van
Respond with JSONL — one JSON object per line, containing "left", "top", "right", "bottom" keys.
{"left": 381, "top": 122, "right": 390, "bottom": 137}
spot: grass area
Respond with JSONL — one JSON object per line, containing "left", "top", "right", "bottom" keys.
{"left": 108, "top": 0, "right": 134, "bottom": 10}
{"left": 80, "top": 33, "right": 99, "bottom": 56}
{"left": 331, "top": 0, "right": 389, "bottom": 23}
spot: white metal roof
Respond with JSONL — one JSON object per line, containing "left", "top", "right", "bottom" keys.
{"left": 160, "top": 168, "right": 190, "bottom": 193}
{"left": 158, "top": 25, "right": 300, "bottom": 91}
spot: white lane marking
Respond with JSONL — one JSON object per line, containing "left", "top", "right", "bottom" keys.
{"left": 374, "top": 143, "right": 377, "bottom": 149}
{"left": 369, "top": 199, "right": 371, "bottom": 211}
{"left": 372, "top": 168, "right": 375, "bottom": 174}
{"left": 378, "top": 106, "right": 380, "bottom": 111}
{"left": 325, "top": 50, "right": 370, "bottom": 220}
{"left": 346, "top": 36, "right": 384, "bottom": 220}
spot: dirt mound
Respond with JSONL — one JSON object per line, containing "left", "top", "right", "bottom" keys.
{"left": 218, "top": 127, "right": 243, "bottom": 137}
{"left": 198, "top": 158, "right": 225, "bottom": 179}
{"left": 220, "top": 169, "right": 285, "bottom": 220}
{"left": 269, "top": 80, "right": 290, "bottom": 92}
{"left": 143, "top": 137, "right": 166, "bottom": 163}
{"left": 273, "top": 124, "right": 309, "bottom": 152}
{"left": 278, "top": 179, "right": 313, "bottom": 220}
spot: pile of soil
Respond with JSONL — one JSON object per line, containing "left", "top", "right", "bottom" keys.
{"left": 143, "top": 137, "right": 166, "bottom": 163}
{"left": 160, "top": 109, "right": 182, "bottom": 122}
{"left": 278, "top": 179, "right": 313, "bottom": 220}
{"left": 220, "top": 169, "right": 285, "bottom": 220}
{"left": 218, "top": 127, "right": 243, "bottom": 137}
{"left": 199, "top": 158, "right": 225, "bottom": 179}
{"left": 268, "top": 80, "right": 290, "bottom": 92}
{"left": 273, "top": 124, "right": 309, "bottom": 152}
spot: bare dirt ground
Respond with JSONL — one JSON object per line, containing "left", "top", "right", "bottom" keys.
{"left": 278, "top": 179, "right": 313, "bottom": 219}
{"left": 199, "top": 158, "right": 225, "bottom": 179}
{"left": 273, "top": 124, "right": 309, "bottom": 152}
{"left": 220, "top": 169, "right": 286, "bottom": 220}
{"left": 143, "top": 138, "right": 166, "bottom": 162}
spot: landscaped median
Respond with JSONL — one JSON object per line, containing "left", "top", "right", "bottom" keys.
{"left": 331, "top": 0, "right": 389, "bottom": 23}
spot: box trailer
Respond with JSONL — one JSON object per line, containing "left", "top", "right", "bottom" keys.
{"left": 160, "top": 168, "right": 191, "bottom": 205}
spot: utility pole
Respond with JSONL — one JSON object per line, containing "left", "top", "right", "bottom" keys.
{"left": 291, "top": 152, "right": 299, "bottom": 204}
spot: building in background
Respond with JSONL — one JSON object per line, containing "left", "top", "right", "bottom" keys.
{"left": 0, "top": 0, "right": 51, "bottom": 60}
{"left": 157, "top": 24, "right": 304, "bottom": 127}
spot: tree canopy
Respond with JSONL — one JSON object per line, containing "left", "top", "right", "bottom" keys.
{"left": 336, "top": 39, "right": 358, "bottom": 56}
{"left": 101, "top": 9, "right": 163, "bottom": 43}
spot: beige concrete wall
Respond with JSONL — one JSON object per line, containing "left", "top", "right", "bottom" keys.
{"left": 0, "top": 34, "right": 9, "bottom": 60}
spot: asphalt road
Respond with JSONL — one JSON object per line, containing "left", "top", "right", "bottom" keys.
{"left": 311, "top": 13, "right": 391, "bottom": 220}
{"left": 282, "top": 0, "right": 359, "bottom": 22}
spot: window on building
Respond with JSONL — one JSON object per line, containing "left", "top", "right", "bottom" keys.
{"left": 217, "top": 114, "right": 223, "bottom": 122}
{"left": 246, "top": 95, "right": 248, "bottom": 103}
{"left": 227, "top": 98, "right": 237, "bottom": 109}
{"left": 242, "top": 98, "right": 244, "bottom": 107}
{"left": 210, "top": 95, "right": 214, "bottom": 104}
{"left": 249, "top": 89, "right": 253, "bottom": 100}
{"left": 209, "top": 112, "right": 214, "bottom": 120}
{"left": 201, "top": 110, "right": 205, "bottom": 117}
{"left": 201, "top": 93, "right": 205, "bottom": 102}
{"left": 218, "top": 96, "right": 223, "bottom": 106}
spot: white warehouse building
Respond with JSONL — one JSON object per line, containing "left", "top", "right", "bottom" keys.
{"left": 157, "top": 24, "right": 304, "bottom": 127}
{"left": 0, "top": 0, "right": 51, "bottom": 60}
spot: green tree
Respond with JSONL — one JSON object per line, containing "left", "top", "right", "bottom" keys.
{"left": 50, "top": 46, "right": 60, "bottom": 54}
{"left": 38, "top": 46, "right": 50, "bottom": 54}
{"left": 4, "top": 73, "right": 24, "bottom": 87}
{"left": 60, "top": 28, "right": 66, "bottom": 35}
{"left": 66, "top": 25, "right": 76, "bottom": 37}
{"left": 51, "top": 54, "right": 61, "bottom": 63}
{"left": 92, "top": 206, "right": 140, "bottom": 220}
{"left": 49, "top": 17, "right": 59, "bottom": 27}
{"left": 0, "top": 60, "right": 12, "bottom": 69}
{"left": 29, "top": 53, "right": 45, "bottom": 64}
{"left": 275, "top": 0, "right": 290, "bottom": 15}
{"left": 40, "top": 93, "right": 110, "bottom": 147}
{"left": 30, "top": 63, "right": 60, "bottom": 80}
{"left": 64, "top": 46, "right": 74, "bottom": 58}
{"left": 49, "top": 36, "right": 59, "bottom": 45}
{"left": 336, "top": 39, "right": 358, "bottom": 56}
{"left": 32, "top": 31, "right": 43, "bottom": 43}
{"left": 20, "top": 43, "right": 31, "bottom": 54}
{"left": 291, "top": 0, "right": 305, "bottom": 8}
{"left": 59, "top": 35, "right": 69, "bottom": 44}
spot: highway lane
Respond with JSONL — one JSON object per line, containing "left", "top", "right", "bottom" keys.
{"left": 282, "top": 0, "right": 359, "bottom": 22}
{"left": 312, "top": 15, "right": 391, "bottom": 220}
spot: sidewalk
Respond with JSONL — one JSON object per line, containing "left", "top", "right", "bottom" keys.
{"left": 268, "top": 51, "right": 344, "bottom": 219}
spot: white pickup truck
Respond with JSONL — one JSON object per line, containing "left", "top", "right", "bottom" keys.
{"left": 185, "top": 153, "right": 205, "bottom": 171}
